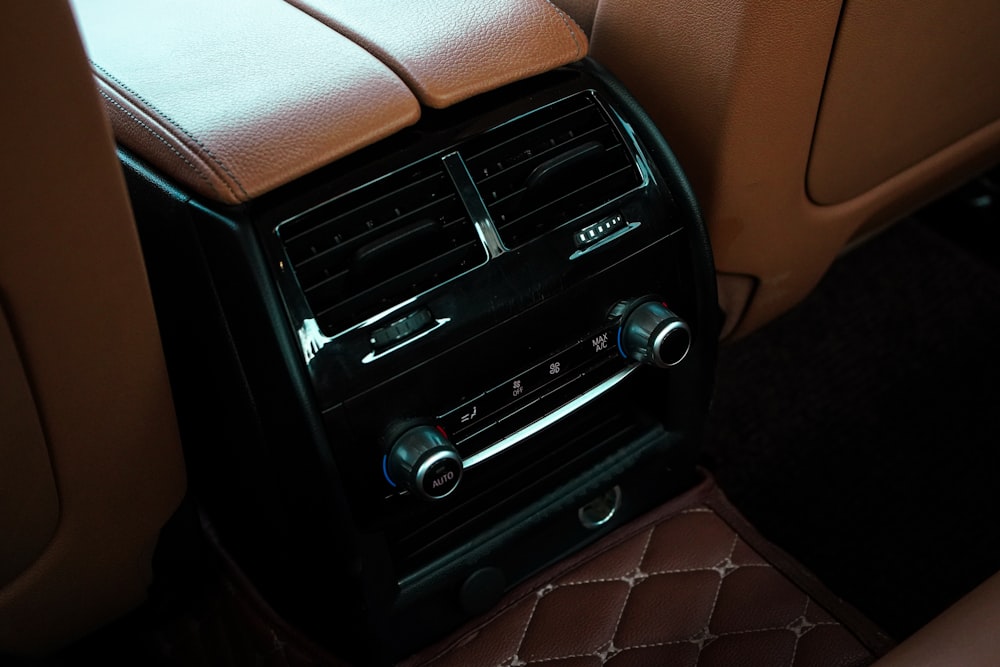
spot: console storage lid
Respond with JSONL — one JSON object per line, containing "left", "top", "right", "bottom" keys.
{"left": 70, "top": 0, "right": 588, "bottom": 205}
{"left": 71, "top": 0, "right": 422, "bottom": 205}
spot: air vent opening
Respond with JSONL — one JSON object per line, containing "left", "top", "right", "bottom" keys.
{"left": 463, "top": 93, "right": 643, "bottom": 248}
{"left": 279, "top": 162, "right": 486, "bottom": 336}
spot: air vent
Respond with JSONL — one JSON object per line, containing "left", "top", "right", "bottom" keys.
{"left": 279, "top": 160, "right": 486, "bottom": 336}
{"left": 462, "top": 93, "right": 643, "bottom": 248}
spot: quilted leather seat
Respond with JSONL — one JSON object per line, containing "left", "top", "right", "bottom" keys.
{"left": 401, "top": 474, "right": 890, "bottom": 667}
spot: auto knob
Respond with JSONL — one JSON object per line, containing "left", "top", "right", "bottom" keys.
{"left": 385, "top": 425, "right": 463, "bottom": 500}
{"left": 620, "top": 300, "right": 692, "bottom": 368}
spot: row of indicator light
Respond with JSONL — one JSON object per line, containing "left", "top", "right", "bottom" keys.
{"left": 575, "top": 215, "right": 624, "bottom": 247}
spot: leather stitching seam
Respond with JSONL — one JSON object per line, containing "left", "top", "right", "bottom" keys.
{"left": 90, "top": 60, "right": 249, "bottom": 200}
{"left": 609, "top": 622, "right": 842, "bottom": 656}
{"left": 522, "top": 529, "right": 658, "bottom": 665}
{"left": 97, "top": 90, "right": 222, "bottom": 199}
{"left": 602, "top": 526, "right": 656, "bottom": 654}
{"left": 701, "top": 535, "right": 740, "bottom": 633}
{"left": 513, "top": 537, "right": 843, "bottom": 666}
{"left": 421, "top": 519, "right": 668, "bottom": 664}
{"left": 541, "top": 0, "right": 584, "bottom": 60}
{"left": 790, "top": 599, "right": 810, "bottom": 665}
{"left": 642, "top": 562, "right": 771, "bottom": 577}
{"left": 507, "top": 583, "right": 551, "bottom": 665}
{"left": 719, "top": 623, "right": 841, "bottom": 638}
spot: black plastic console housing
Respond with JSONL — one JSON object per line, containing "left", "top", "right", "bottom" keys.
{"left": 123, "top": 59, "right": 718, "bottom": 664}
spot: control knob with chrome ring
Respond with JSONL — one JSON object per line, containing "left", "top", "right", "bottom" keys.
{"left": 620, "top": 300, "right": 691, "bottom": 368}
{"left": 385, "top": 425, "right": 463, "bottom": 501}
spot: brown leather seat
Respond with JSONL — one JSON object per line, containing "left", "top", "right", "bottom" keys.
{"left": 0, "top": 1, "right": 186, "bottom": 656}
{"left": 554, "top": 0, "right": 1000, "bottom": 340}
{"left": 872, "top": 572, "right": 1000, "bottom": 667}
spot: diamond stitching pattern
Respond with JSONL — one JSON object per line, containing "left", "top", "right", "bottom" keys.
{"left": 406, "top": 503, "right": 874, "bottom": 667}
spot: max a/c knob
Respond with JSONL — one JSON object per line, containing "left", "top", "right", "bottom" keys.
{"left": 385, "top": 425, "right": 463, "bottom": 500}
{"left": 621, "top": 301, "right": 691, "bottom": 368}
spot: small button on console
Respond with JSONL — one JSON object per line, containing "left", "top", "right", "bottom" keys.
{"left": 516, "top": 351, "right": 576, "bottom": 396}
{"left": 583, "top": 326, "right": 621, "bottom": 363}
{"left": 439, "top": 392, "right": 507, "bottom": 439}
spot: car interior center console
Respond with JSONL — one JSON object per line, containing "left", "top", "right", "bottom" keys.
{"left": 73, "top": 2, "right": 718, "bottom": 664}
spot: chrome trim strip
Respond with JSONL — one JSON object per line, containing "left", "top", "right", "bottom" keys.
{"left": 442, "top": 152, "right": 506, "bottom": 259}
{"left": 361, "top": 318, "right": 451, "bottom": 365}
{"left": 299, "top": 297, "right": 430, "bottom": 362}
{"left": 298, "top": 318, "right": 334, "bottom": 364}
{"left": 463, "top": 364, "right": 639, "bottom": 468}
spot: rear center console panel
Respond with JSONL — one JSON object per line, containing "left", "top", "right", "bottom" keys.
{"left": 79, "top": 4, "right": 718, "bottom": 663}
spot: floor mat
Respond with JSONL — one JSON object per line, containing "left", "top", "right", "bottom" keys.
{"left": 701, "top": 212, "right": 1000, "bottom": 640}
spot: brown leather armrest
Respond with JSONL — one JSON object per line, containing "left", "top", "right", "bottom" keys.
{"left": 872, "top": 572, "right": 1000, "bottom": 667}
{"left": 70, "top": 0, "right": 421, "bottom": 205}
{"left": 72, "top": 0, "right": 587, "bottom": 205}
{"left": 286, "top": 0, "right": 588, "bottom": 109}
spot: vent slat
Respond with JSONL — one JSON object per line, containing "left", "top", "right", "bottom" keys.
{"left": 284, "top": 173, "right": 457, "bottom": 265}
{"left": 465, "top": 105, "right": 602, "bottom": 175}
{"left": 475, "top": 126, "right": 609, "bottom": 206}
{"left": 291, "top": 196, "right": 464, "bottom": 275}
{"left": 278, "top": 159, "right": 485, "bottom": 336}
{"left": 499, "top": 165, "right": 637, "bottom": 247}
{"left": 463, "top": 93, "right": 642, "bottom": 248}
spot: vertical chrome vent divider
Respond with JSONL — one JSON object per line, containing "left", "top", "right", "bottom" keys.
{"left": 442, "top": 152, "right": 507, "bottom": 259}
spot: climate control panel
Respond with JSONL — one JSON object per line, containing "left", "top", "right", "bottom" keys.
{"left": 378, "top": 297, "right": 690, "bottom": 502}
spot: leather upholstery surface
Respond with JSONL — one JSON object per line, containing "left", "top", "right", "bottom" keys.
{"left": 71, "top": 0, "right": 586, "bottom": 205}
{"left": 872, "top": 571, "right": 1000, "bottom": 667}
{"left": 0, "top": 304, "right": 59, "bottom": 589}
{"left": 807, "top": 0, "right": 1000, "bottom": 204}
{"left": 285, "top": 0, "right": 588, "bottom": 109}
{"left": 402, "top": 477, "right": 889, "bottom": 667}
{"left": 0, "top": 0, "right": 186, "bottom": 654}
{"left": 70, "top": 0, "right": 421, "bottom": 205}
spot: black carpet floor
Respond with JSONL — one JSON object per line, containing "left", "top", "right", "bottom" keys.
{"left": 701, "top": 179, "right": 1000, "bottom": 640}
